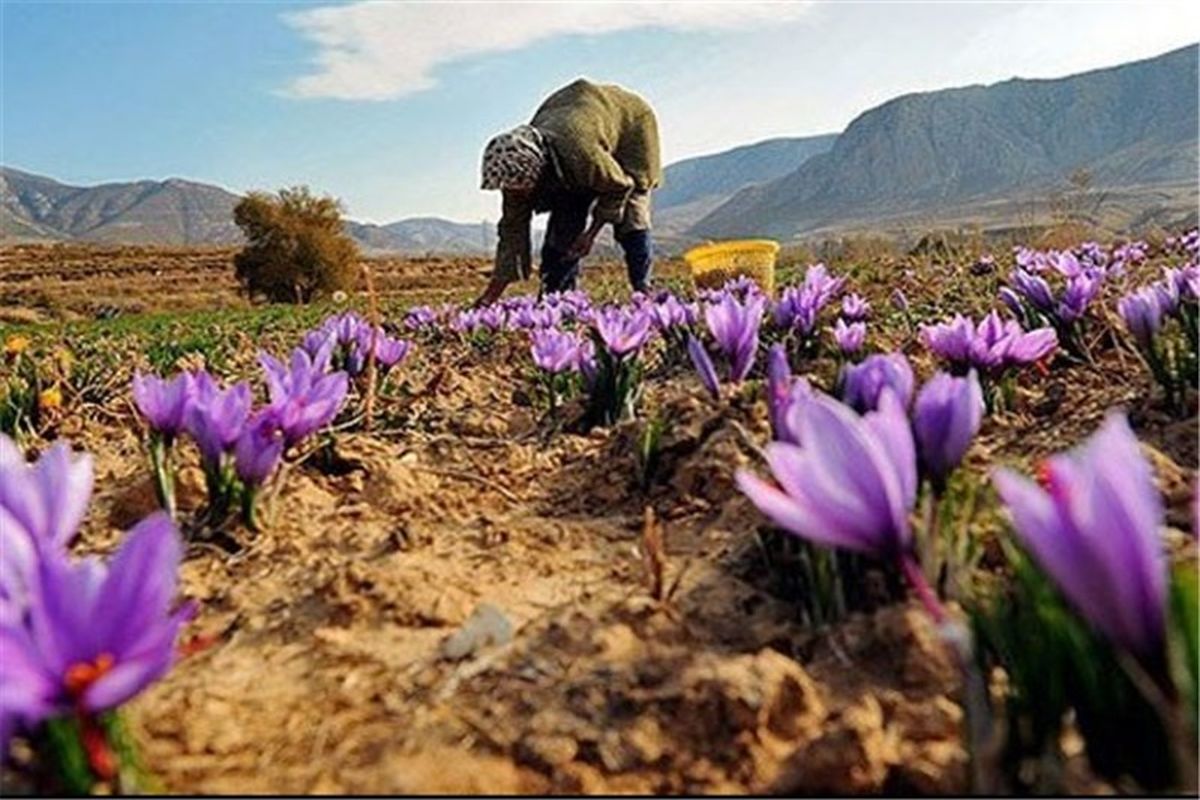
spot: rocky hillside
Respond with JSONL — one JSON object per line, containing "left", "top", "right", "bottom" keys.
{"left": 694, "top": 45, "right": 1199, "bottom": 239}
{"left": 1, "top": 167, "right": 243, "bottom": 245}
{"left": 655, "top": 135, "right": 836, "bottom": 232}
{"left": 1, "top": 167, "right": 496, "bottom": 254}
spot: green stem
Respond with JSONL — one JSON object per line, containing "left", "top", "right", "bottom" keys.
{"left": 240, "top": 485, "right": 261, "bottom": 531}
{"left": 149, "top": 436, "right": 176, "bottom": 519}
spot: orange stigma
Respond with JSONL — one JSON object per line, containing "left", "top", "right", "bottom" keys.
{"left": 64, "top": 653, "right": 115, "bottom": 699}
{"left": 1034, "top": 460, "right": 1054, "bottom": 490}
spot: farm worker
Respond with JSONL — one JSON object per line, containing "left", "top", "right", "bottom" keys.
{"left": 474, "top": 78, "right": 662, "bottom": 306}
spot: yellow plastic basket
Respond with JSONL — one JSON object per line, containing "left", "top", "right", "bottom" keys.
{"left": 683, "top": 239, "right": 780, "bottom": 296}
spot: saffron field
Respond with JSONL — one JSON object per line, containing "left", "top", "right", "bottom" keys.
{"left": 1, "top": 233, "right": 1197, "bottom": 794}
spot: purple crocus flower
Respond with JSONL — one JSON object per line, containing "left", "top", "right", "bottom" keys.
{"left": 704, "top": 293, "right": 765, "bottom": 381}
{"left": 833, "top": 319, "right": 866, "bottom": 355}
{"left": 1117, "top": 288, "right": 1165, "bottom": 349}
{"left": 259, "top": 349, "right": 348, "bottom": 447}
{"left": 575, "top": 339, "right": 597, "bottom": 386}
{"left": 998, "top": 287, "right": 1025, "bottom": 320}
{"left": 736, "top": 389, "right": 916, "bottom": 558}
{"left": 374, "top": 337, "right": 413, "bottom": 370}
{"left": 352, "top": 327, "right": 412, "bottom": 372}
{"left": 403, "top": 305, "right": 439, "bottom": 331}
{"left": 686, "top": 336, "right": 720, "bottom": 399}
{"left": 1057, "top": 272, "right": 1102, "bottom": 322}
{"left": 132, "top": 372, "right": 195, "bottom": 442}
{"left": 1001, "top": 323, "right": 1058, "bottom": 367}
{"left": 1009, "top": 269, "right": 1055, "bottom": 313}
{"left": 773, "top": 287, "right": 819, "bottom": 335}
{"left": 234, "top": 412, "right": 284, "bottom": 487}
{"left": 1151, "top": 272, "right": 1181, "bottom": 317}
{"left": 912, "top": 371, "right": 984, "bottom": 489}
{"left": 1174, "top": 263, "right": 1200, "bottom": 303}
{"left": 993, "top": 412, "right": 1165, "bottom": 656}
{"left": 765, "top": 345, "right": 814, "bottom": 446}
{"left": 184, "top": 375, "right": 252, "bottom": 467}
{"left": 299, "top": 329, "right": 336, "bottom": 372}
{"left": 922, "top": 312, "right": 1057, "bottom": 374}
{"left": 478, "top": 305, "right": 507, "bottom": 332}
{"left": 1049, "top": 250, "right": 1084, "bottom": 279}
{"left": 647, "top": 296, "right": 689, "bottom": 332}
{"left": 969, "top": 311, "right": 1020, "bottom": 371}
{"left": 890, "top": 288, "right": 910, "bottom": 314}
{"left": 801, "top": 263, "right": 845, "bottom": 306}
{"left": 594, "top": 308, "right": 653, "bottom": 358}
{"left": 841, "top": 293, "right": 871, "bottom": 322}
{"left": 531, "top": 329, "right": 583, "bottom": 374}
{"left": 920, "top": 314, "right": 976, "bottom": 368}
{"left": 773, "top": 264, "right": 844, "bottom": 335}
{"left": 766, "top": 344, "right": 792, "bottom": 439}
{"left": 0, "top": 513, "right": 192, "bottom": 731}
{"left": 0, "top": 436, "right": 93, "bottom": 552}
{"left": 839, "top": 352, "right": 914, "bottom": 413}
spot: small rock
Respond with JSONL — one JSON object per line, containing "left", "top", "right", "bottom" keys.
{"left": 772, "top": 695, "right": 896, "bottom": 794}
{"left": 591, "top": 623, "right": 642, "bottom": 662}
{"left": 440, "top": 603, "right": 513, "bottom": 661}
{"left": 893, "top": 739, "right": 968, "bottom": 794}
{"left": 889, "top": 694, "right": 963, "bottom": 741}
{"left": 680, "top": 649, "right": 826, "bottom": 745}
{"left": 622, "top": 717, "right": 666, "bottom": 765}
{"left": 517, "top": 733, "right": 578, "bottom": 770}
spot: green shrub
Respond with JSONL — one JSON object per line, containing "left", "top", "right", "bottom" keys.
{"left": 233, "top": 186, "right": 359, "bottom": 303}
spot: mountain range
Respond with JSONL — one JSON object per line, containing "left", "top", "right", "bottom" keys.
{"left": 695, "top": 44, "right": 1198, "bottom": 239}
{"left": 0, "top": 167, "right": 498, "bottom": 254}
{"left": 3, "top": 44, "right": 1196, "bottom": 253}
{"left": 0, "top": 135, "right": 828, "bottom": 253}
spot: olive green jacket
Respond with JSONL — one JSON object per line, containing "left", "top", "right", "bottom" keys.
{"left": 495, "top": 80, "right": 662, "bottom": 281}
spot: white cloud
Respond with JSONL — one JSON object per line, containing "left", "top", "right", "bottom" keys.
{"left": 281, "top": 0, "right": 813, "bottom": 101}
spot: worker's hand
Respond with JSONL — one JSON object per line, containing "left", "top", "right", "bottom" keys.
{"left": 566, "top": 230, "right": 598, "bottom": 260}
{"left": 472, "top": 275, "right": 509, "bottom": 308}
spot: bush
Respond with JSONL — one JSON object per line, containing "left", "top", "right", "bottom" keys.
{"left": 233, "top": 186, "right": 359, "bottom": 303}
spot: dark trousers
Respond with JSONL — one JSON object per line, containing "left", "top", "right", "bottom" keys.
{"left": 540, "top": 194, "right": 652, "bottom": 294}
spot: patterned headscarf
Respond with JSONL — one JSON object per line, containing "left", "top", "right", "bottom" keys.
{"left": 480, "top": 125, "right": 547, "bottom": 191}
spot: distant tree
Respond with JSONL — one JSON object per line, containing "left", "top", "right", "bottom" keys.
{"left": 233, "top": 186, "right": 358, "bottom": 303}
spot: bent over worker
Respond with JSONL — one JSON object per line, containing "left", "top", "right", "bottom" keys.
{"left": 475, "top": 79, "right": 662, "bottom": 305}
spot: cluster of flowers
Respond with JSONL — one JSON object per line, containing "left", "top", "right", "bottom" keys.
{"left": 1, "top": 436, "right": 191, "bottom": 780}
{"left": 402, "top": 304, "right": 449, "bottom": 332}
{"left": 507, "top": 266, "right": 864, "bottom": 421}
{"left": 833, "top": 292, "right": 870, "bottom": 357}
{"left": 451, "top": 291, "right": 594, "bottom": 335}
{"left": 133, "top": 345, "right": 349, "bottom": 528}
{"left": 772, "top": 263, "right": 845, "bottom": 342}
{"left": 744, "top": 334, "right": 1176, "bottom": 680}
{"left": 300, "top": 311, "right": 413, "bottom": 377}
{"left": 688, "top": 292, "right": 767, "bottom": 397}
{"left": 1164, "top": 228, "right": 1200, "bottom": 257}
{"left": 1118, "top": 261, "right": 1200, "bottom": 408}
{"left": 740, "top": 345, "right": 985, "bottom": 619}
{"left": 1119, "top": 264, "right": 1200, "bottom": 347}
{"left": 919, "top": 310, "right": 1057, "bottom": 388}
{"left": 1013, "top": 238, "right": 1146, "bottom": 278}
{"left": 1003, "top": 265, "right": 1103, "bottom": 329}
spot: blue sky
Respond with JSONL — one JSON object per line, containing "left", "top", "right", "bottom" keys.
{"left": 3, "top": 1, "right": 1197, "bottom": 223}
